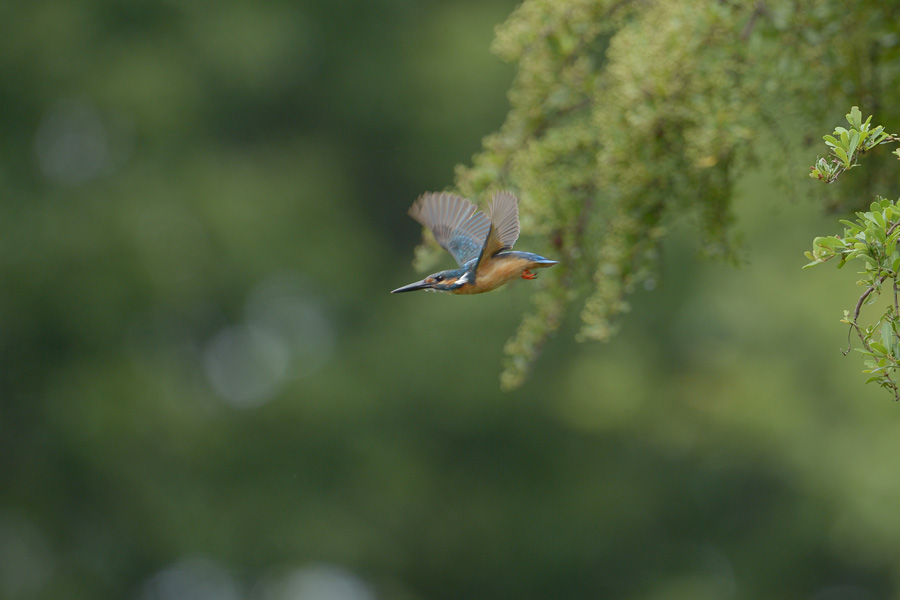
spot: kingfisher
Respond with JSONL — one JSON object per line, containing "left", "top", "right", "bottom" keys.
{"left": 391, "top": 190, "right": 558, "bottom": 295}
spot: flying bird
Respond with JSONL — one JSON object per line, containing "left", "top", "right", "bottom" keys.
{"left": 391, "top": 191, "right": 558, "bottom": 294}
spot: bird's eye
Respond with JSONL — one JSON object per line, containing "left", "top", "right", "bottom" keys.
{"left": 433, "top": 274, "right": 444, "bottom": 282}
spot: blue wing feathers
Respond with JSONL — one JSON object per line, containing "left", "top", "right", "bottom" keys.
{"left": 409, "top": 192, "right": 491, "bottom": 266}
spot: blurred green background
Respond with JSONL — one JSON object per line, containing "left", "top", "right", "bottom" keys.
{"left": 2, "top": 1, "right": 900, "bottom": 599}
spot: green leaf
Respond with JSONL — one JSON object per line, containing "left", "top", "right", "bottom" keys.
{"left": 839, "top": 128, "right": 849, "bottom": 144}
{"left": 872, "top": 210, "right": 886, "bottom": 229}
{"left": 834, "top": 146, "right": 849, "bottom": 165}
{"left": 881, "top": 321, "right": 893, "bottom": 349}
{"left": 817, "top": 236, "right": 846, "bottom": 251}
{"left": 847, "top": 130, "right": 861, "bottom": 159}
{"left": 892, "top": 316, "right": 900, "bottom": 334}
{"left": 868, "top": 126, "right": 887, "bottom": 148}
{"left": 847, "top": 106, "right": 862, "bottom": 129}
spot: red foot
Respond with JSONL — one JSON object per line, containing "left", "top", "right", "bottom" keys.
{"left": 522, "top": 270, "right": 536, "bottom": 280}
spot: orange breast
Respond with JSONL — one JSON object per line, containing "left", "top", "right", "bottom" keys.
{"left": 452, "top": 256, "right": 533, "bottom": 294}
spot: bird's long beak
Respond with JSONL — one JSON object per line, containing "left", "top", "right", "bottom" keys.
{"left": 391, "top": 278, "right": 432, "bottom": 293}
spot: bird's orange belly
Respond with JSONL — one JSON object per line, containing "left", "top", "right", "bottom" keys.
{"left": 452, "top": 256, "right": 535, "bottom": 295}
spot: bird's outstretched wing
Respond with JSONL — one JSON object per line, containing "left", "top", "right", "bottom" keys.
{"left": 409, "top": 192, "right": 491, "bottom": 267}
{"left": 475, "top": 191, "right": 520, "bottom": 271}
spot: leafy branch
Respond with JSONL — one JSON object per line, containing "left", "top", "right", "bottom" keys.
{"left": 809, "top": 106, "right": 898, "bottom": 183}
{"left": 805, "top": 108, "right": 900, "bottom": 399}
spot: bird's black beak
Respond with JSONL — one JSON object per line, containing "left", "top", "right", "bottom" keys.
{"left": 391, "top": 278, "right": 433, "bottom": 293}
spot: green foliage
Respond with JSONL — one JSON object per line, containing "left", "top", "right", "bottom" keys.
{"left": 809, "top": 107, "right": 897, "bottom": 182}
{"left": 805, "top": 110, "right": 900, "bottom": 399}
{"left": 422, "top": 0, "right": 900, "bottom": 388}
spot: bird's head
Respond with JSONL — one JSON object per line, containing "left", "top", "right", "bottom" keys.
{"left": 391, "top": 267, "right": 471, "bottom": 294}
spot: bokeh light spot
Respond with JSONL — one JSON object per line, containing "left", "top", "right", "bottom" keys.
{"left": 33, "top": 98, "right": 132, "bottom": 185}
{"left": 0, "top": 512, "right": 55, "bottom": 598}
{"left": 202, "top": 272, "right": 335, "bottom": 408}
{"left": 245, "top": 273, "right": 335, "bottom": 379}
{"left": 140, "top": 556, "right": 240, "bottom": 600}
{"left": 203, "top": 324, "right": 291, "bottom": 409}
{"left": 256, "top": 563, "right": 374, "bottom": 600}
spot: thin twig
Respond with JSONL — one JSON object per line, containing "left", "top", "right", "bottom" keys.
{"left": 852, "top": 275, "right": 886, "bottom": 323}
{"left": 740, "top": 1, "right": 768, "bottom": 41}
{"left": 846, "top": 269, "right": 900, "bottom": 399}
{"left": 843, "top": 324, "right": 854, "bottom": 355}
{"left": 894, "top": 280, "right": 899, "bottom": 315}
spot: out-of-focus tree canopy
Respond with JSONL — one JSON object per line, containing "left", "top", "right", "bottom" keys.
{"left": 420, "top": 0, "right": 900, "bottom": 387}
{"left": 3, "top": 1, "right": 900, "bottom": 600}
